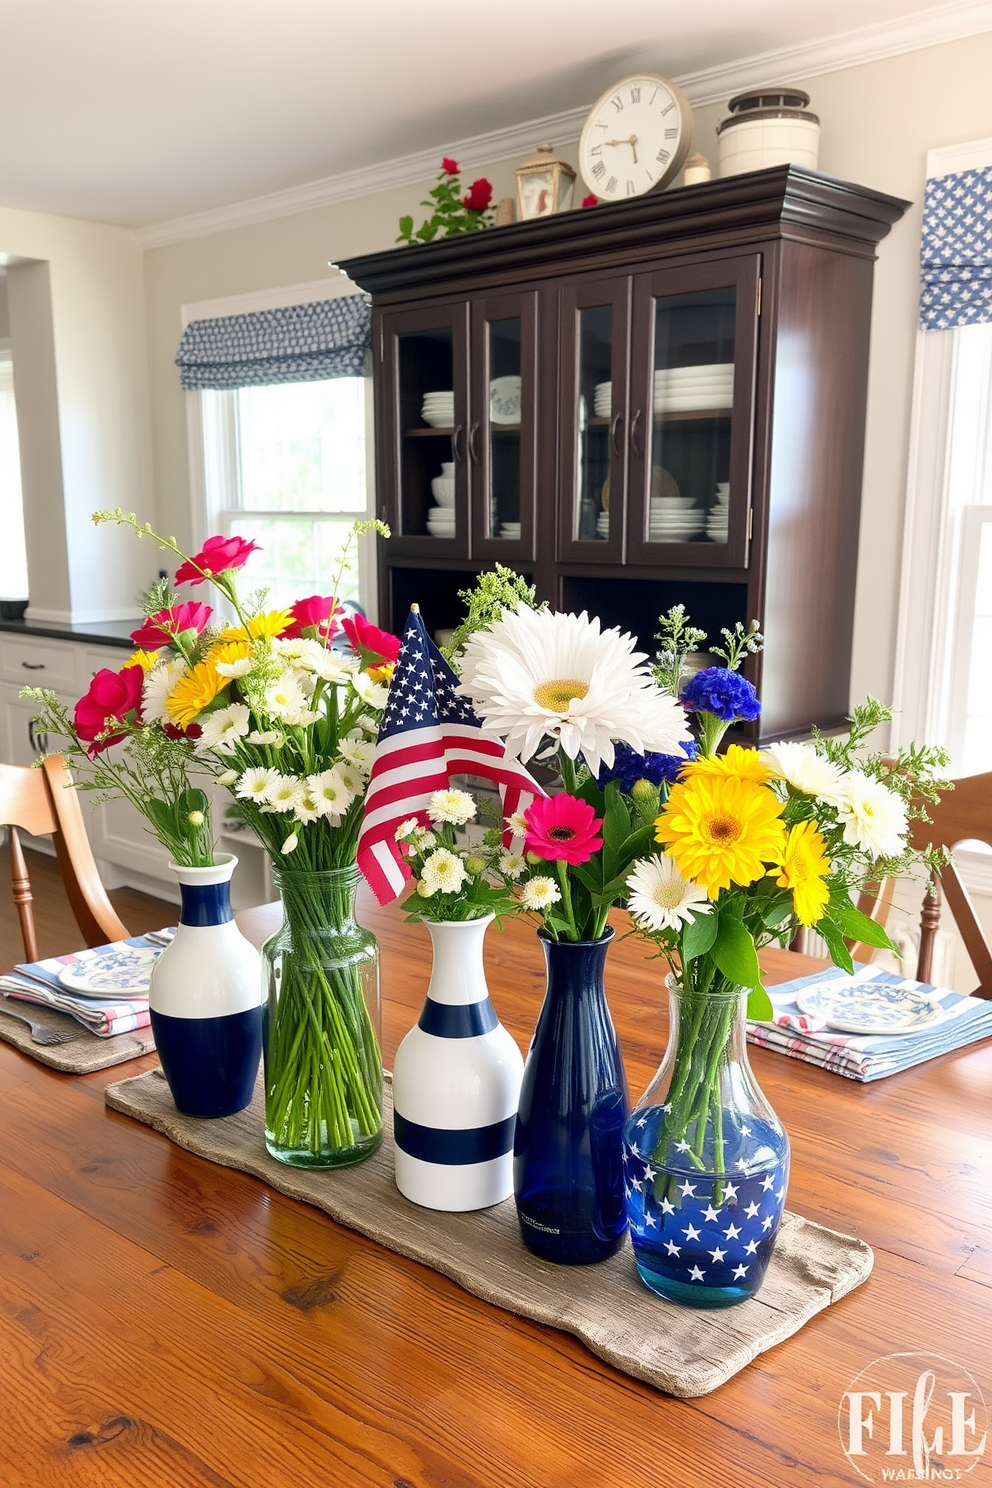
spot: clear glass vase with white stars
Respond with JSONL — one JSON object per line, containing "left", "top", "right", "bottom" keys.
{"left": 623, "top": 977, "right": 789, "bottom": 1308}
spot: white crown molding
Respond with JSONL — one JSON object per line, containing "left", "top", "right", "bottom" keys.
{"left": 136, "top": 0, "right": 992, "bottom": 250}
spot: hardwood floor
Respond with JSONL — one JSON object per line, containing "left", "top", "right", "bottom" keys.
{"left": 0, "top": 842, "right": 174, "bottom": 968}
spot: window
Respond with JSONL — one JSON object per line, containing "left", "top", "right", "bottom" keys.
{"left": 198, "top": 375, "right": 374, "bottom": 610}
{"left": 0, "top": 347, "right": 28, "bottom": 602}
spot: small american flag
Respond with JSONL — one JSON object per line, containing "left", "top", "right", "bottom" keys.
{"left": 357, "top": 608, "right": 545, "bottom": 905}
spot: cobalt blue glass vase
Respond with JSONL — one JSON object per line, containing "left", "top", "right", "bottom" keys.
{"left": 149, "top": 854, "right": 264, "bottom": 1119}
{"left": 513, "top": 928, "right": 629, "bottom": 1265}
{"left": 624, "top": 976, "right": 789, "bottom": 1308}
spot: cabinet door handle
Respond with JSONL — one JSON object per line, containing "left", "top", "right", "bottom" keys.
{"left": 629, "top": 408, "right": 643, "bottom": 458}
{"left": 452, "top": 423, "right": 465, "bottom": 463}
{"left": 20, "top": 661, "right": 45, "bottom": 671}
{"left": 610, "top": 412, "right": 624, "bottom": 460}
{"left": 468, "top": 421, "right": 480, "bottom": 465}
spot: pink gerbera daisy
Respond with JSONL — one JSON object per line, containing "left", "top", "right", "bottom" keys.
{"left": 523, "top": 794, "right": 604, "bottom": 866}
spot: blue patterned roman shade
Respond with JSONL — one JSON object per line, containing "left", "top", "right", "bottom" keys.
{"left": 920, "top": 167, "right": 992, "bottom": 331}
{"left": 175, "top": 295, "right": 372, "bottom": 390}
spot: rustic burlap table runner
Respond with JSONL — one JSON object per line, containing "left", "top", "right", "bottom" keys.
{"left": 105, "top": 1069, "right": 873, "bottom": 1397}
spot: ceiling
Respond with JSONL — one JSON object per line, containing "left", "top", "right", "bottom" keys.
{"left": 0, "top": 0, "right": 984, "bottom": 229}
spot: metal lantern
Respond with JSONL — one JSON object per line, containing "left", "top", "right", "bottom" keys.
{"left": 515, "top": 142, "right": 576, "bottom": 220}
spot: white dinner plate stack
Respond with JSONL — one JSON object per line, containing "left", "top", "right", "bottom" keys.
{"left": 596, "top": 511, "right": 610, "bottom": 538}
{"left": 654, "top": 363, "right": 734, "bottom": 412}
{"left": 422, "top": 391, "right": 455, "bottom": 428}
{"left": 707, "top": 483, "right": 730, "bottom": 542}
{"left": 593, "top": 381, "right": 612, "bottom": 420}
{"left": 499, "top": 522, "right": 521, "bottom": 540}
{"left": 650, "top": 495, "right": 702, "bottom": 542}
{"left": 426, "top": 507, "right": 455, "bottom": 537}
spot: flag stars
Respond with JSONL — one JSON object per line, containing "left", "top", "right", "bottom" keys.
{"left": 675, "top": 1139, "right": 691, "bottom": 1154}
{"left": 683, "top": 1223, "right": 701, "bottom": 1241}
{"left": 629, "top": 1142, "right": 640, "bottom": 1158}
{"left": 721, "top": 1182, "right": 738, "bottom": 1201}
{"left": 723, "top": 1222, "right": 741, "bottom": 1240}
{"left": 664, "top": 1240, "right": 681, "bottom": 1257}
{"left": 701, "top": 1205, "right": 720, "bottom": 1224}
{"left": 688, "top": 1265, "right": 706, "bottom": 1282}
{"left": 679, "top": 1180, "right": 696, "bottom": 1197}
{"left": 630, "top": 1177, "right": 642, "bottom": 1192}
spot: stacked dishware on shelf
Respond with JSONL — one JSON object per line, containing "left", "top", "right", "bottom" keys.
{"left": 707, "top": 482, "right": 730, "bottom": 541}
{"left": 498, "top": 521, "right": 521, "bottom": 540}
{"left": 650, "top": 492, "right": 703, "bottom": 542}
{"left": 427, "top": 461, "right": 455, "bottom": 538}
{"left": 592, "top": 362, "right": 734, "bottom": 420}
{"left": 421, "top": 390, "right": 454, "bottom": 428}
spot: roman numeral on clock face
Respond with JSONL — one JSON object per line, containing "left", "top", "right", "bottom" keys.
{"left": 630, "top": 85, "right": 641, "bottom": 103}
{"left": 656, "top": 148, "right": 671, "bottom": 164}
{"left": 626, "top": 179, "right": 636, "bottom": 194}
{"left": 606, "top": 176, "right": 618, "bottom": 194}
{"left": 592, "top": 161, "right": 606, "bottom": 179}
{"left": 662, "top": 102, "right": 675, "bottom": 115}
{"left": 611, "top": 95, "right": 623, "bottom": 112}
{"left": 665, "top": 127, "right": 678, "bottom": 139}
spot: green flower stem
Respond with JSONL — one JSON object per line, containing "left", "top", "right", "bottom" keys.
{"left": 555, "top": 858, "right": 577, "bottom": 940}
{"left": 653, "top": 983, "right": 741, "bottom": 1208}
{"left": 264, "top": 867, "right": 382, "bottom": 1160}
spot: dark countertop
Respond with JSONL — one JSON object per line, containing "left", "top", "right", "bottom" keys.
{"left": 0, "top": 617, "right": 140, "bottom": 649}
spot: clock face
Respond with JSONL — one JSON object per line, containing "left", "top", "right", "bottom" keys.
{"left": 579, "top": 76, "right": 692, "bottom": 200}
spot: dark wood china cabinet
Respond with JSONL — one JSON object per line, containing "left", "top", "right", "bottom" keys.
{"left": 339, "top": 166, "right": 907, "bottom": 743}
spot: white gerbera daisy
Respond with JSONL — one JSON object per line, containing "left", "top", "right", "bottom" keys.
{"left": 352, "top": 672, "right": 390, "bottom": 709}
{"left": 293, "top": 789, "right": 321, "bottom": 826}
{"left": 420, "top": 848, "right": 468, "bottom": 896}
{"left": 457, "top": 607, "right": 692, "bottom": 775}
{"left": 336, "top": 763, "right": 364, "bottom": 797}
{"left": 520, "top": 876, "right": 562, "bottom": 911}
{"left": 236, "top": 766, "right": 280, "bottom": 802}
{"left": 338, "top": 736, "right": 376, "bottom": 775}
{"left": 196, "top": 703, "right": 251, "bottom": 755}
{"left": 428, "top": 788, "right": 477, "bottom": 825}
{"left": 263, "top": 774, "right": 306, "bottom": 814}
{"left": 307, "top": 767, "right": 355, "bottom": 820}
{"left": 263, "top": 673, "right": 308, "bottom": 723}
{"left": 395, "top": 818, "right": 422, "bottom": 842}
{"left": 143, "top": 657, "right": 187, "bottom": 723}
{"left": 499, "top": 852, "right": 526, "bottom": 881}
{"left": 248, "top": 729, "right": 283, "bottom": 746}
{"left": 764, "top": 740, "right": 847, "bottom": 806}
{"left": 626, "top": 855, "right": 712, "bottom": 933}
{"left": 214, "top": 655, "right": 252, "bottom": 679}
{"left": 835, "top": 772, "right": 908, "bottom": 858}
{"left": 506, "top": 810, "right": 530, "bottom": 838}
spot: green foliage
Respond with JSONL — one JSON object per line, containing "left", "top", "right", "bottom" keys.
{"left": 709, "top": 619, "right": 764, "bottom": 673}
{"left": 443, "top": 565, "right": 539, "bottom": 670}
{"left": 653, "top": 604, "right": 707, "bottom": 693}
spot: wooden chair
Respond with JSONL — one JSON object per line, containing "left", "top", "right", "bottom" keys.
{"left": 0, "top": 755, "right": 129, "bottom": 963}
{"left": 907, "top": 771, "right": 992, "bottom": 998}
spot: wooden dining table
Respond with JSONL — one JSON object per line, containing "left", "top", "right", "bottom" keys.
{"left": 1, "top": 892, "right": 990, "bottom": 1488}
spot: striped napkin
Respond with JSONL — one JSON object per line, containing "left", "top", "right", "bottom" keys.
{"left": 0, "top": 931, "right": 174, "bottom": 1038}
{"left": 751, "top": 965, "right": 992, "bottom": 1081}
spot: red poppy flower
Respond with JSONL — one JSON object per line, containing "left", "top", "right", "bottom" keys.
{"left": 174, "top": 534, "right": 260, "bottom": 586}
{"left": 441, "top": 157, "right": 460, "bottom": 176}
{"left": 281, "top": 594, "right": 343, "bottom": 641}
{"left": 130, "top": 601, "right": 213, "bottom": 648}
{"left": 342, "top": 613, "right": 401, "bottom": 665}
{"left": 523, "top": 793, "right": 604, "bottom": 866}
{"left": 74, "top": 665, "right": 144, "bottom": 755}
{"left": 462, "top": 178, "right": 493, "bottom": 213}
{"left": 581, "top": 194, "right": 599, "bottom": 209}
{"left": 163, "top": 721, "right": 202, "bottom": 741}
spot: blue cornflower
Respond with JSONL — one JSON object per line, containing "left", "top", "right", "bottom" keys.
{"left": 597, "top": 740, "right": 698, "bottom": 793}
{"left": 680, "top": 667, "right": 761, "bottom": 723}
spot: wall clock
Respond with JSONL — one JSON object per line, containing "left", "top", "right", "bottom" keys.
{"left": 579, "top": 75, "right": 692, "bottom": 200}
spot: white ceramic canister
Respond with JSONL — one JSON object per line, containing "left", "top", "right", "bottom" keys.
{"left": 393, "top": 915, "right": 524, "bottom": 1211}
{"left": 149, "top": 854, "right": 263, "bottom": 1119}
{"left": 717, "top": 87, "right": 820, "bottom": 178}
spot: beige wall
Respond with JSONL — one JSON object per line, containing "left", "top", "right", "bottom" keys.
{"left": 143, "top": 31, "right": 991, "bottom": 707}
{"left": 0, "top": 206, "right": 155, "bottom": 621}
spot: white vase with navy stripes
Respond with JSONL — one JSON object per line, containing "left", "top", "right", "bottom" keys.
{"left": 149, "top": 854, "right": 264, "bottom": 1119}
{"left": 393, "top": 915, "right": 523, "bottom": 1211}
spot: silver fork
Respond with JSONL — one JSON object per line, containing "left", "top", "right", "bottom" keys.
{"left": 0, "top": 1000, "right": 87, "bottom": 1045}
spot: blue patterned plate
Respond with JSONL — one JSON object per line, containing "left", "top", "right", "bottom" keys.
{"left": 58, "top": 946, "right": 160, "bottom": 999}
{"left": 796, "top": 976, "right": 945, "bottom": 1035}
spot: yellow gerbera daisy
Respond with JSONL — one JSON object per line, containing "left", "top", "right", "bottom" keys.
{"left": 166, "top": 655, "right": 231, "bottom": 728}
{"left": 684, "top": 744, "right": 778, "bottom": 785}
{"left": 204, "top": 639, "right": 252, "bottom": 675}
{"left": 776, "top": 820, "right": 831, "bottom": 926}
{"left": 123, "top": 649, "right": 158, "bottom": 672}
{"left": 221, "top": 609, "right": 292, "bottom": 642}
{"left": 654, "top": 773, "right": 786, "bottom": 898}
{"left": 367, "top": 662, "right": 395, "bottom": 685}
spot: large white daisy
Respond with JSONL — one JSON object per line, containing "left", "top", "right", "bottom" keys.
{"left": 764, "top": 740, "right": 847, "bottom": 807}
{"left": 835, "top": 771, "right": 908, "bottom": 859}
{"left": 143, "top": 657, "right": 187, "bottom": 724}
{"left": 626, "top": 854, "right": 712, "bottom": 933}
{"left": 456, "top": 607, "right": 692, "bottom": 774}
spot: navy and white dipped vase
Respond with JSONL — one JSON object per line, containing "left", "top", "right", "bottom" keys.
{"left": 392, "top": 916, "right": 524, "bottom": 1211}
{"left": 149, "top": 854, "right": 263, "bottom": 1119}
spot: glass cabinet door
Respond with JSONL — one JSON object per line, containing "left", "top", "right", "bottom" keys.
{"left": 626, "top": 256, "right": 760, "bottom": 569}
{"left": 557, "top": 277, "right": 631, "bottom": 563}
{"left": 470, "top": 290, "right": 538, "bottom": 559}
{"left": 379, "top": 302, "right": 470, "bottom": 556}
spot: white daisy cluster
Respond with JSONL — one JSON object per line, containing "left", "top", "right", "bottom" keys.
{"left": 228, "top": 726, "right": 376, "bottom": 829}
{"left": 395, "top": 790, "right": 518, "bottom": 919}
{"left": 764, "top": 740, "right": 909, "bottom": 859}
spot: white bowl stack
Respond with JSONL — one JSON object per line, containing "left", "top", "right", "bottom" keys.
{"left": 650, "top": 494, "right": 703, "bottom": 542}
{"left": 654, "top": 363, "right": 734, "bottom": 412}
{"left": 427, "top": 459, "right": 455, "bottom": 537}
{"left": 499, "top": 522, "right": 521, "bottom": 540}
{"left": 596, "top": 511, "right": 609, "bottom": 538}
{"left": 707, "top": 482, "right": 730, "bottom": 542}
{"left": 593, "top": 381, "right": 612, "bottom": 419}
{"left": 422, "top": 391, "right": 455, "bottom": 428}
